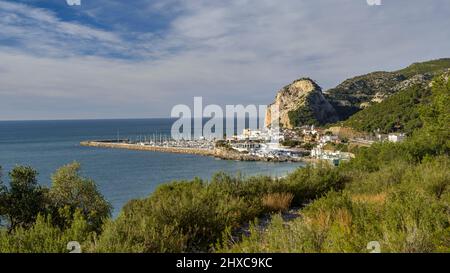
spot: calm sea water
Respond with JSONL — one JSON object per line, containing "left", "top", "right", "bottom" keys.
{"left": 0, "top": 119, "right": 303, "bottom": 216}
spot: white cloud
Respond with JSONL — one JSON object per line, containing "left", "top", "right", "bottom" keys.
{"left": 0, "top": 0, "right": 128, "bottom": 57}
{"left": 1, "top": 0, "right": 450, "bottom": 119}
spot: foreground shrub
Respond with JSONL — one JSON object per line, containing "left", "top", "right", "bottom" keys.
{"left": 382, "top": 190, "right": 449, "bottom": 253}
{"left": 94, "top": 178, "right": 254, "bottom": 253}
{"left": 284, "top": 163, "right": 348, "bottom": 206}
{"left": 344, "top": 159, "right": 411, "bottom": 195}
{"left": 262, "top": 193, "right": 294, "bottom": 213}
{"left": 0, "top": 211, "right": 91, "bottom": 253}
{"left": 219, "top": 192, "right": 377, "bottom": 253}
{"left": 220, "top": 157, "right": 450, "bottom": 253}
{"left": 0, "top": 166, "right": 47, "bottom": 231}
{"left": 48, "top": 162, "right": 112, "bottom": 233}
{"left": 94, "top": 165, "right": 348, "bottom": 253}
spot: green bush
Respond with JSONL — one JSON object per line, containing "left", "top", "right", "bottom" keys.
{"left": 221, "top": 155, "right": 450, "bottom": 253}
{"left": 0, "top": 166, "right": 47, "bottom": 230}
{"left": 94, "top": 177, "right": 256, "bottom": 253}
{"left": 0, "top": 211, "right": 91, "bottom": 253}
{"left": 0, "top": 163, "right": 111, "bottom": 253}
{"left": 381, "top": 189, "right": 449, "bottom": 253}
{"left": 94, "top": 166, "right": 348, "bottom": 253}
{"left": 47, "top": 162, "right": 112, "bottom": 232}
{"left": 284, "top": 164, "right": 348, "bottom": 206}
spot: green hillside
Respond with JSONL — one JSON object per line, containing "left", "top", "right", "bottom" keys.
{"left": 341, "top": 83, "right": 432, "bottom": 134}
{"left": 396, "top": 58, "right": 450, "bottom": 77}
{"left": 325, "top": 58, "right": 450, "bottom": 121}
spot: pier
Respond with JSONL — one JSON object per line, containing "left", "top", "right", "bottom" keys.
{"left": 80, "top": 140, "right": 310, "bottom": 163}
{"left": 80, "top": 140, "right": 217, "bottom": 157}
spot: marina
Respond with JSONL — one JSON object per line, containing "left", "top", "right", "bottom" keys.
{"left": 80, "top": 125, "right": 363, "bottom": 164}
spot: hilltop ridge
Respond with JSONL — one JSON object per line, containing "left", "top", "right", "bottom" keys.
{"left": 267, "top": 58, "right": 450, "bottom": 128}
{"left": 325, "top": 58, "right": 450, "bottom": 120}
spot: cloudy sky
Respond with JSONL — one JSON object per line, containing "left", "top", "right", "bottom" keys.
{"left": 0, "top": 0, "right": 449, "bottom": 120}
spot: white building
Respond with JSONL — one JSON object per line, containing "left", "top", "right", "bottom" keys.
{"left": 320, "top": 135, "right": 339, "bottom": 144}
{"left": 311, "top": 146, "right": 323, "bottom": 158}
{"left": 388, "top": 133, "right": 406, "bottom": 143}
{"left": 302, "top": 125, "right": 318, "bottom": 136}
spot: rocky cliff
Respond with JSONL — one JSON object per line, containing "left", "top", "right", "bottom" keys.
{"left": 265, "top": 78, "right": 339, "bottom": 128}
{"left": 265, "top": 59, "right": 450, "bottom": 129}
{"left": 325, "top": 58, "right": 450, "bottom": 120}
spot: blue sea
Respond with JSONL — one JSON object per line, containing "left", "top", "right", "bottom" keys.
{"left": 0, "top": 119, "right": 303, "bottom": 216}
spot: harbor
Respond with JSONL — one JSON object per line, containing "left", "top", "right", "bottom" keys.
{"left": 80, "top": 125, "right": 363, "bottom": 164}
{"left": 80, "top": 124, "right": 408, "bottom": 165}
{"left": 80, "top": 139, "right": 310, "bottom": 162}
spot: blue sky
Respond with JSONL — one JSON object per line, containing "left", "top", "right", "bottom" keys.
{"left": 0, "top": 0, "right": 450, "bottom": 120}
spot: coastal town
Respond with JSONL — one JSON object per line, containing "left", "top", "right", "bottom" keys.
{"left": 81, "top": 125, "right": 406, "bottom": 166}
{"left": 81, "top": 76, "right": 410, "bottom": 166}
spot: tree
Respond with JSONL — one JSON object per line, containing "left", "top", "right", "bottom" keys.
{"left": 2, "top": 166, "right": 47, "bottom": 231}
{"left": 407, "top": 75, "right": 450, "bottom": 160}
{"left": 47, "top": 162, "right": 111, "bottom": 232}
{"left": 0, "top": 166, "right": 6, "bottom": 227}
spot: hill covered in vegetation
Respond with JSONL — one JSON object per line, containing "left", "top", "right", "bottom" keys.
{"left": 340, "top": 70, "right": 450, "bottom": 135}
{"left": 325, "top": 58, "right": 450, "bottom": 120}
{"left": 266, "top": 58, "right": 450, "bottom": 128}
{"left": 397, "top": 58, "right": 450, "bottom": 77}
{"left": 339, "top": 82, "right": 431, "bottom": 134}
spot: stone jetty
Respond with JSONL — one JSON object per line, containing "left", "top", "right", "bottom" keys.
{"left": 80, "top": 140, "right": 308, "bottom": 163}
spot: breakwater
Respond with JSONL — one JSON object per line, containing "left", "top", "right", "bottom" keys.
{"left": 80, "top": 140, "right": 310, "bottom": 163}
{"left": 80, "top": 140, "right": 216, "bottom": 157}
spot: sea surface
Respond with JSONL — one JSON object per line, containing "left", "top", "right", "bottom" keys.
{"left": 0, "top": 119, "right": 304, "bottom": 216}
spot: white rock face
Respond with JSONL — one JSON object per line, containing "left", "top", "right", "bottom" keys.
{"left": 265, "top": 78, "right": 339, "bottom": 129}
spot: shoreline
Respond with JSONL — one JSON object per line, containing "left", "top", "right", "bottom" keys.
{"left": 80, "top": 140, "right": 318, "bottom": 164}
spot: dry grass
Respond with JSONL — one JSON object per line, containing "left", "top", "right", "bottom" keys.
{"left": 351, "top": 193, "right": 387, "bottom": 205}
{"left": 262, "top": 193, "right": 294, "bottom": 212}
{"left": 304, "top": 209, "right": 331, "bottom": 232}
{"left": 304, "top": 208, "right": 352, "bottom": 233}
{"left": 335, "top": 208, "right": 353, "bottom": 233}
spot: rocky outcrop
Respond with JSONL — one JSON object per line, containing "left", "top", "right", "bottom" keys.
{"left": 265, "top": 78, "right": 339, "bottom": 128}
{"left": 324, "top": 72, "right": 408, "bottom": 119}
{"left": 325, "top": 58, "right": 450, "bottom": 120}
{"left": 264, "top": 59, "right": 450, "bottom": 129}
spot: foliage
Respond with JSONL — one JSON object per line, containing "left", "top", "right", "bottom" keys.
{"left": 396, "top": 58, "right": 450, "bottom": 77}
{"left": 47, "top": 162, "right": 112, "bottom": 232}
{"left": 281, "top": 139, "right": 301, "bottom": 148}
{"left": 284, "top": 164, "right": 348, "bottom": 206}
{"left": 220, "top": 157, "right": 450, "bottom": 253}
{"left": 0, "top": 211, "right": 91, "bottom": 253}
{"left": 0, "top": 166, "right": 47, "bottom": 230}
{"left": 288, "top": 105, "right": 320, "bottom": 127}
{"left": 0, "top": 167, "right": 6, "bottom": 226}
{"left": 215, "top": 140, "right": 232, "bottom": 150}
{"left": 92, "top": 166, "right": 346, "bottom": 253}
{"left": 342, "top": 84, "right": 431, "bottom": 134}
{"left": 0, "top": 163, "right": 110, "bottom": 252}
{"left": 262, "top": 193, "right": 294, "bottom": 213}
